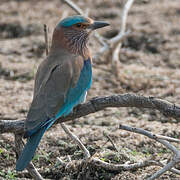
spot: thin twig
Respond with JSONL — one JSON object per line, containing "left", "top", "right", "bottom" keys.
{"left": 156, "top": 134, "right": 180, "bottom": 143}
{"left": 119, "top": 124, "right": 180, "bottom": 180}
{"left": 43, "top": 24, "right": 49, "bottom": 56}
{"left": 119, "top": 125, "right": 179, "bottom": 155}
{"left": 62, "top": 0, "right": 84, "bottom": 15}
{"left": 61, "top": 123, "right": 90, "bottom": 159}
{"left": 67, "top": 155, "right": 72, "bottom": 162}
{"left": 111, "top": 0, "right": 134, "bottom": 75}
{"left": 103, "top": 131, "right": 119, "bottom": 152}
{"left": 56, "top": 157, "right": 66, "bottom": 166}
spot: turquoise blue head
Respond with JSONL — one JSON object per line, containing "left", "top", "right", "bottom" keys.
{"left": 59, "top": 15, "right": 91, "bottom": 27}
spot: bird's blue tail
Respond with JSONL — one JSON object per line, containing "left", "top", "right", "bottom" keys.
{"left": 16, "top": 126, "right": 47, "bottom": 171}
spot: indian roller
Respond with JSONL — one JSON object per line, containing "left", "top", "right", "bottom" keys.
{"left": 16, "top": 15, "right": 109, "bottom": 171}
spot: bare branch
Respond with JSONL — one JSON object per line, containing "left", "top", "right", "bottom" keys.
{"left": 119, "top": 124, "right": 180, "bottom": 180}
{"left": 1, "top": 93, "right": 180, "bottom": 134}
{"left": 110, "top": 0, "right": 134, "bottom": 76}
{"left": 61, "top": 123, "right": 90, "bottom": 159}
{"left": 67, "top": 155, "right": 72, "bottom": 162}
{"left": 90, "top": 158, "right": 159, "bottom": 171}
{"left": 103, "top": 131, "right": 119, "bottom": 152}
{"left": 119, "top": 124, "right": 180, "bottom": 154}
{"left": 156, "top": 134, "right": 180, "bottom": 143}
{"left": 55, "top": 156, "right": 179, "bottom": 176}
{"left": 96, "top": 0, "right": 134, "bottom": 61}
{"left": 110, "top": 0, "right": 134, "bottom": 44}
{"left": 62, "top": 0, "right": 84, "bottom": 15}
{"left": 148, "top": 160, "right": 176, "bottom": 180}
{"left": 158, "top": 161, "right": 180, "bottom": 175}
{"left": 56, "top": 157, "right": 66, "bottom": 166}
{"left": 55, "top": 156, "right": 168, "bottom": 174}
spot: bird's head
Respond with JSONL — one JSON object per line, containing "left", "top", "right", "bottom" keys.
{"left": 51, "top": 15, "right": 109, "bottom": 57}
{"left": 59, "top": 15, "right": 109, "bottom": 32}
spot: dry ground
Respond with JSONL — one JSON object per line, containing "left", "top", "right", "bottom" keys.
{"left": 0, "top": 0, "right": 180, "bottom": 179}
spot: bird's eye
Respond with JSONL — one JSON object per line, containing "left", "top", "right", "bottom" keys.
{"left": 76, "top": 23, "right": 82, "bottom": 28}
{"left": 75, "top": 23, "right": 87, "bottom": 29}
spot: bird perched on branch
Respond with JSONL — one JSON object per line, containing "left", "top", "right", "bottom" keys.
{"left": 16, "top": 15, "right": 109, "bottom": 171}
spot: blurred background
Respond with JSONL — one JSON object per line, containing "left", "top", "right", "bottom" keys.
{"left": 0, "top": 0, "right": 180, "bottom": 179}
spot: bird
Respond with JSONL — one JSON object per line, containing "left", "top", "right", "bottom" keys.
{"left": 16, "top": 15, "right": 109, "bottom": 171}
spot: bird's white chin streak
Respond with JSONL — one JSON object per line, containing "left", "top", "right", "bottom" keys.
{"left": 87, "top": 29, "right": 93, "bottom": 35}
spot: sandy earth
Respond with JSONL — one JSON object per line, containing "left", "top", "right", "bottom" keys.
{"left": 0, "top": 0, "right": 180, "bottom": 179}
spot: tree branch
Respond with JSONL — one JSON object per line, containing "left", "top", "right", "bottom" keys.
{"left": 91, "top": 158, "right": 159, "bottom": 172}
{"left": 61, "top": 123, "right": 90, "bottom": 159}
{"left": 95, "top": 0, "right": 134, "bottom": 64}
{"left": 155, "top": 134, "right": 180, "bottom": 143}
{"left": 62, "top": 0, "right": 84, "bottom": 15}
{"left": 1, "top": 93, "right": 180, "bottom": 134}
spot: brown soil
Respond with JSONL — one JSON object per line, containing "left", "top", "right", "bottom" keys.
{"left": 0, "top": 0, "right": 180, "bottom": 179}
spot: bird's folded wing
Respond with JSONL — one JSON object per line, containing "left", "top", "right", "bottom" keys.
{"left": 25, "top": 60, "right": 74, "bottom": 133}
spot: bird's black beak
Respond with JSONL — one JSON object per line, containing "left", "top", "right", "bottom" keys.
{"left": 91, "top": 21, "right": 110, "bottom": 30}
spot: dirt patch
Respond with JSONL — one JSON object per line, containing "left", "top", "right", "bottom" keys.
{"left": 0, "top": 23, "right": 41, "bottom": 39}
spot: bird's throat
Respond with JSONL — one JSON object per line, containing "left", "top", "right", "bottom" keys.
{"left": 63, "top": 29, "right": 89, "bottom": 58}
